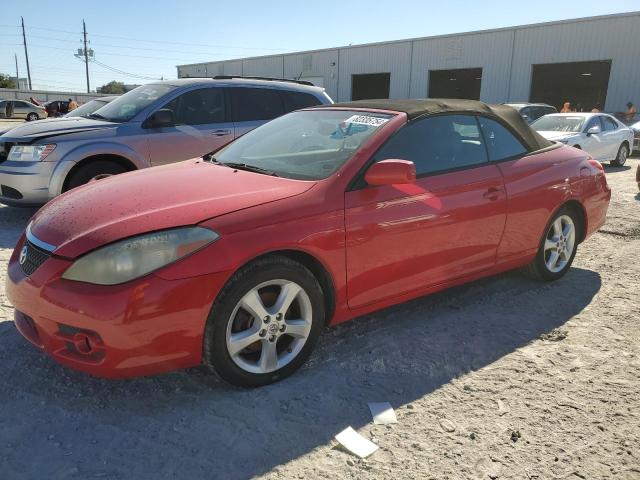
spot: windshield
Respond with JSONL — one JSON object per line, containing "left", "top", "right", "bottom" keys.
{"left": 531, "top": 115, "right": 586, "bottom": 133}
{"left": 215, "top": 110, "right": 393, "bottom": 180}
{"left": 91, "top": 84, "right": 176, "bottom": 122}
{"left": 65, "top": 99, "right": 109, "bottom": 118}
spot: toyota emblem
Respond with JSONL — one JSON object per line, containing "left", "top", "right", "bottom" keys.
{"left": 19, "top": 245, "right": 28, "bottom": 265}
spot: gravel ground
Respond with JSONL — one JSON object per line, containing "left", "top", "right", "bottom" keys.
{"left": 0, "top": 156, "right": 638, "bottom": 480}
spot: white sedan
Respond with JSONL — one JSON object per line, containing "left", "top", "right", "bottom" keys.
{"left": 531, "top": 113, "right": 634, "bottom": 166}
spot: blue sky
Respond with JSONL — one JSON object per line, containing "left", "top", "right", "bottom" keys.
{"left": 1, "top": 0, "right": 638, "bottom": 92}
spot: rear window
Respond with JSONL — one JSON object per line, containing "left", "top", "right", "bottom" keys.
{"left": 280, "top": 91, "right": 321, "bottom": 112}
{"left": 230, "top": 88, "right": 285, "bottom": 122}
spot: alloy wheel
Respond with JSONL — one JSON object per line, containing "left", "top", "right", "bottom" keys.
{"left": 225, "top": 279, "right": 312, "bottom": 374}
{"left": 543, "top": 215, "right": 576, "bottom": 273}
{"left": 616, "top": 145, "right": 628, "bottom": 166}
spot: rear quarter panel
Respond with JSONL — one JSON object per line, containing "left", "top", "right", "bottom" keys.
{"left": 495, "top": 145, "right": 595, "bottom": 264}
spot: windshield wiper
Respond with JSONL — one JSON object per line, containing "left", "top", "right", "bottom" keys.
{"left": 88, "top": 112, "right": 106, "bottom": 120}
{"left": 222, "top": 162, "right": 278, "bottom": 177}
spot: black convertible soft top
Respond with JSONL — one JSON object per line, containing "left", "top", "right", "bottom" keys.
{"left": 323, "top": 98, "right": 552, "bottom": 152}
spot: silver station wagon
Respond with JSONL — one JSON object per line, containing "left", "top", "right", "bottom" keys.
{"left": 0, "top": 77, "right": 333, "bottom": 206}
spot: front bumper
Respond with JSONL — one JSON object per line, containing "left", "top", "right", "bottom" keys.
{"left": 6, "top": 234, "right": 229, "bottom": 378}
{"left": 0, "top": 160, "right": 57, "bottom": 206}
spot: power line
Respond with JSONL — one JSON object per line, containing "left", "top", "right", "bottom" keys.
{"left": 91, "top": 59, "right": 160, "bottom": 81}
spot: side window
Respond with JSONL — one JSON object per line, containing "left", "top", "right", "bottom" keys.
{"left": 603, "top": 116, "right": 619, "bottom": 131}
{"left": 478, "top": 117, "right": 528, "bottom": 161}
{"left": 520, "top": 107, "right": 532, "bottom": 121}
{"left": 162, "top": 88, "right": 226, "bottom": 125}
{"left": 280, "top": 91, "right": 321, "bottom": 113}
{"left": 231, "top": 88, "right": 284, "bottom": 122}
{"left": 373, "top": 115, "right": 487, "bottom": 176}
{"left": 585, "top": 117, "right": 603, "bottom": 132}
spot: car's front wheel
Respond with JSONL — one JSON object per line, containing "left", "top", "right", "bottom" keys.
{"left": 522, "top": 206, "right": 579, "bottom": 281}
{"left": 65, "top": 161, "right": 128, "bottom": 191}
{"left": 203, "top": 256, "right": 325, "bottom": 387}
{"left": 26, "top": 113, "right": 38, "bottom": 121}
{"left": 611, "top": 143, "right": 628, "bottom": 167}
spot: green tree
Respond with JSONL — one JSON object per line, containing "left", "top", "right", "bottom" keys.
{"left": 98, "top": 80, "right": 126, "bottom": 94}
{"left": 0, "top": 74, "right": 16, "bottom": 89}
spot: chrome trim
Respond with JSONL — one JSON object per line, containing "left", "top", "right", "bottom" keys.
{"left": 26, "top": 223, "right": 56, "bottom": 253}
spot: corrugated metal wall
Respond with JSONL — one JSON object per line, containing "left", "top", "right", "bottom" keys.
{"left": 177, "top": 12, "right": 640, "bottom": 110}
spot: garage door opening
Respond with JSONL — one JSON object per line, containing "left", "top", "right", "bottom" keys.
{"left": 428, "top": 68, "right": 482, "bottom": 100}
{"left": 351, "top": 73, "right": 390, "bottom": 100}
{"left": 530, "top": 60, "right": 611, "bottom": 112}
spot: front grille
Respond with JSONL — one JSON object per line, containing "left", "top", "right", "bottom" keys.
{"left": 20, "top": 241, "right": 51, "bottom": 276}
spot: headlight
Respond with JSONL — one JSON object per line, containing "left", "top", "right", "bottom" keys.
{"left": 62, "top": 227, "right": 219, "bottom": 285}
{"left": 8, "top": 144, "right": 56, "bottom": 162}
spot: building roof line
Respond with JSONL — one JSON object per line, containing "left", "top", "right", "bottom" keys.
{"left": 176, "top": 10, "right": 640, "bottom": 69}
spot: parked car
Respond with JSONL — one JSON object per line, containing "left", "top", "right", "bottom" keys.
{"left": 0, "top": 99, "right": 48, "bottom": 121}
{"left": 615, "top": 113, "right": 640, "bottom": 153}
{"left": 0, "top": 77, "right": 333, "bottom": 206}
{"left": 64, "top": 96, "right": 117, "bottom": 118}
{"left": 6, "top": 99, "right": 611, "bottom": 387}
{"left": 531, "top": 113, "right": 634, "bottom": 166}
{"left": 504, "top": 103, "right": 557, "bottom": 124}
{"left": 43, "top": 100, "right": 70, "bottom": 117}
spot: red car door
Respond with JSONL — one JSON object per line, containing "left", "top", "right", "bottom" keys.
{"left": 345, "top": 114, "right": 507, "bottom": 309}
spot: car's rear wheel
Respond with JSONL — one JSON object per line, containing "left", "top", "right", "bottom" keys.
{"left": 203, "top": 256, "right": 325, "bottom": 387}
{"left": 65, "top": 161, "right": 127, "bottom": 191}
{"left": 522, "top": 206, "right": 579, "bottom": 281}
{"left": 26, "top": 113, "right": 38, "bottom": 121}
{"left": 611, "top": 143, "right": 628, "bottom": 167}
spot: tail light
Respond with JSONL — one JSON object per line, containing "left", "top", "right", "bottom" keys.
{"left": 588, "top": 159, "right": 604, "bottom": 172}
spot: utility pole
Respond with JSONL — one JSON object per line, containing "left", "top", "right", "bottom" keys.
{"left": 14, "top": 53, "right": 19, "bottom": 89}
{"left": 82, "top": 19, "right": 90, "bottom": 93}
{"left": 21, "top": 17, "right": 32, "bottom": 90}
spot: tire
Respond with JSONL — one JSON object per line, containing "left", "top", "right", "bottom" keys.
{"left": 203, "top": 255, "right": 325, "bottom": 387}
{"left": 65, "top": 161, "right": 127, "bottom": 191}
{"left": 521, "top": 206, "right": 580, "bottom": 282}
{"left": 611, "top": 143, "right": 628, "bottom": 167}
{"left": 26, "top": 113, "right": 38, "bottom": 121}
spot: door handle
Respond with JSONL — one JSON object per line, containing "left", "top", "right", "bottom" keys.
{"left": 483, "top": 187, "right": 504, "bottom": 201}
{"left": 212, "top": 129, "right": 231, "bottom": 136}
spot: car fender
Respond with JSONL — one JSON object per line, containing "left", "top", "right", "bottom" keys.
{"left": 48, "top": 142, "right": 147, "bottom": 196}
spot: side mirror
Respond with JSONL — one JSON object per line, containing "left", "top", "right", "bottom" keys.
{"left": 365, "top": 159, "right": 416, "bottom": 186}
{"left": 145, "top": 109, "right": 175, "bottom": 128}
{"left": 587, "top": 125, "right": 601, "bottom": 135}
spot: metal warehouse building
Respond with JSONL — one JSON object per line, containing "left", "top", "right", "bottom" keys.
{"left": 177, "top": 11, "right": 640, "bottom": 112}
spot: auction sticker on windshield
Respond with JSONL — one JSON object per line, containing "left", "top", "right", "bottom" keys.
{"left": 345, "top": 114, "right": 390, "bottom": 127}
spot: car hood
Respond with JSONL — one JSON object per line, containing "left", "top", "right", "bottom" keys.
{"left": 29, "top": 160, "right": 316, "bottom": 258}
{"left": 0, "top": 117, "right": 116, "bottom": 142}
{"left": 535, "top": 131, "right": 581, "bottom": 142}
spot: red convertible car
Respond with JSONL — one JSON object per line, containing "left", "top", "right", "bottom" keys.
{"left": 6, "top": 99, "right": 611, "bottom": 387}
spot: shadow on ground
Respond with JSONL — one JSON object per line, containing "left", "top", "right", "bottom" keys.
{"left": 0, "top": 205, "right": 36, "bottom": 248}
{"left": 0, "top": 266, "right": 601, "bottom": 480}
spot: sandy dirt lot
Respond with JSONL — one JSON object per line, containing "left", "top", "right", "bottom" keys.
{"left": 0, "top": 157, "right": 638, "bottom": 480}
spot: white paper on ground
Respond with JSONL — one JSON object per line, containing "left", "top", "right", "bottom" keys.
{"left": 335, "top": 426, "right": 379, "bottom": 458}
{"left": 368, "top": 402, "right": 398, "bottom": 425}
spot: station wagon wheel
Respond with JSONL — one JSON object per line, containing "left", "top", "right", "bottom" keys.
{"left": 522, "top": 206, "right": 580, "bottom": 281}
{"left": 203, "top": 255, "right": 325, "bottom": 387}
{"left": 27, "top": 112, "right": 38, "bottom": 121}
{"left": 611, "top": 144, "right": 628, "bottom": 167}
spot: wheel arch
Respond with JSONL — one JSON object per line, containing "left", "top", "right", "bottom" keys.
{"left": 561, "top": 199, "right": 587, "bottom": 243}
{"left": 236, "top": 249, "right": 336, "bottom": 325}
{"left": 62, "top": 154, "right": 137, "bottom": 192}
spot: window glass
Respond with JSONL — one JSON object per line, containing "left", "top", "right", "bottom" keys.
{"left": 280, "top": 91, "right": 321, "bottom": 112}
{"left": 373, "top": 115, "right": 487, "bottom": 175}
{"left": 479, "top": 117, "right": 528, "bottom": 161}
{"left": 216, "top": 110, "right": 391, "bottom": 180}
{"left": 97, "top": 83, "right": 176, "bottom": 122}
{"left": 231, "top": 88, "right": 284, "bottom": 122}
{"left": 603, "top": 116, "right": 619, "bottom": 131}
{"left": 162, "top": 88, "right": 226, "bottom": 125}
{"left": 585, "top": 117, "right": 603, "bottom": 132}
{"left": 15, "top": 101, "right": 29, "bottom": 107}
